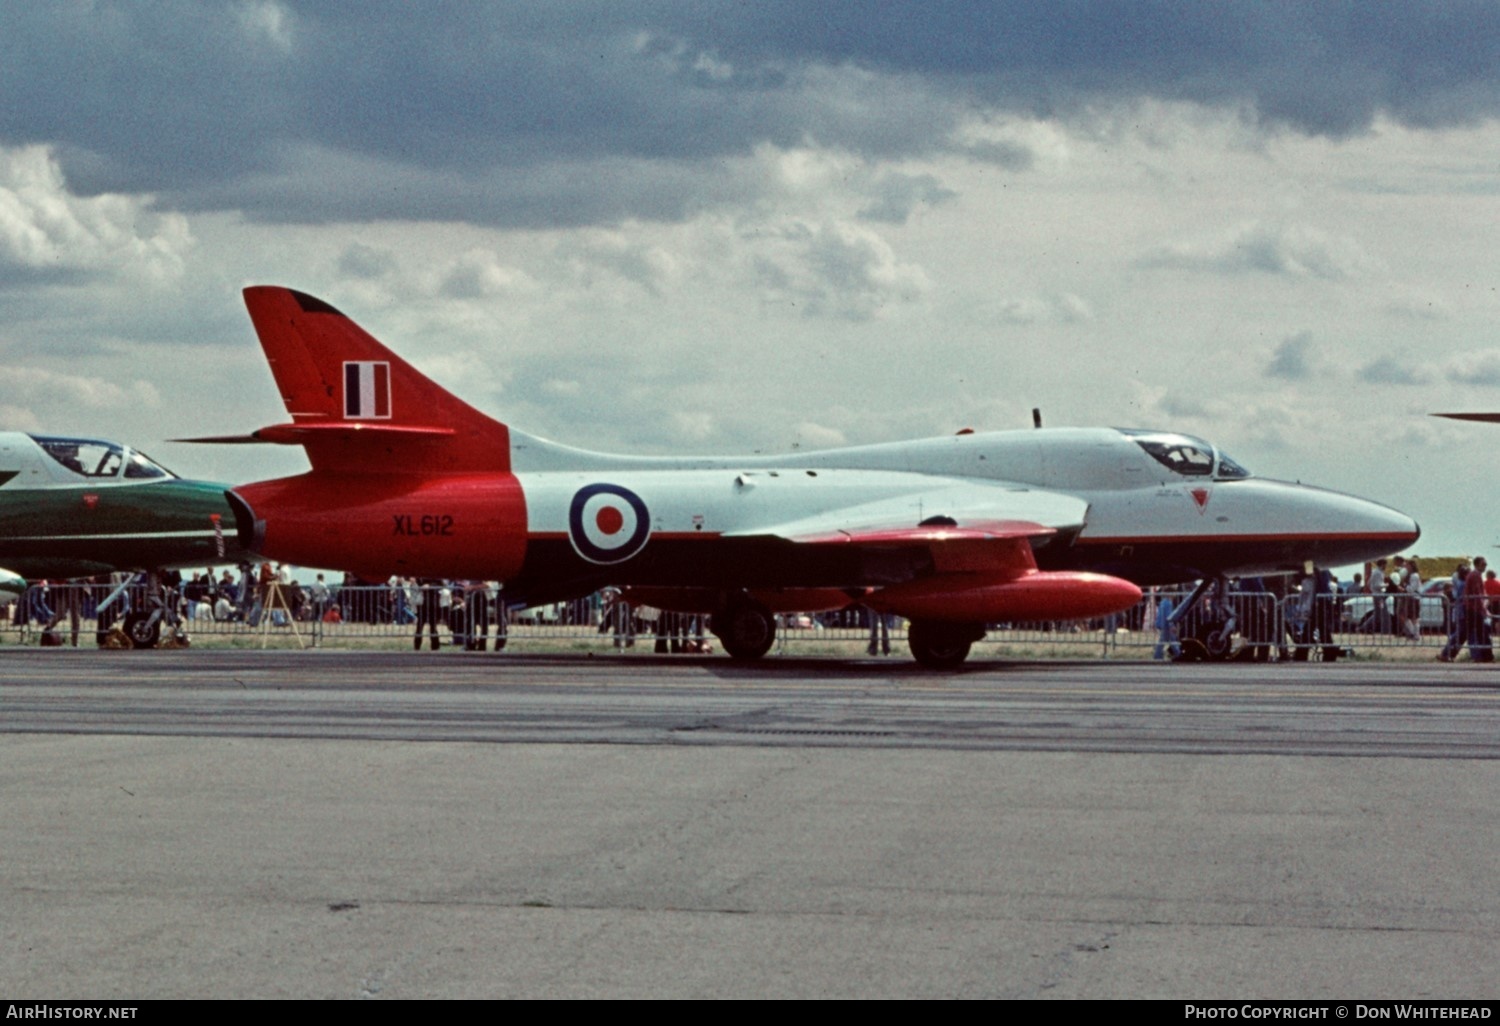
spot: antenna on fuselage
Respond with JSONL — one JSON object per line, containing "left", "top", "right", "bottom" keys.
{"left": 1032, "top": 408, "right": 1042, "bottom": 429}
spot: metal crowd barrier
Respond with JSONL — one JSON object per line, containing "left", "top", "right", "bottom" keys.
{"left": 0, "top": 581, "right": 1481, "bottom": 660}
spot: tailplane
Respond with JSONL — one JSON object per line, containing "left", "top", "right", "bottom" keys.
{"left": 220, "top": 286, "right": 511, "bottom": 474}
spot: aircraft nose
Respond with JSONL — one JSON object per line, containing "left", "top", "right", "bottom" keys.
{"left": 1354, "top": 496, "right": 1420, "bottom": 548}
{"left": 1210, "top": 478, "right": 1418, "bottom": 576}
{"left": 1297, "top": 484, "right": 1419, "bottom": 565}
{"left": 160, "top": 478, "right": 239, "bottom": 551}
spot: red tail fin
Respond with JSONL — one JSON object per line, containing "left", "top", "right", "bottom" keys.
{"left": 241, "top": 286, "right": 510, "bottom": 473}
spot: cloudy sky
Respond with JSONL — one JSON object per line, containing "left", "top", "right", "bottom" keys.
{"left": 3, "top": 1, "right": 1499, "bottom": 561}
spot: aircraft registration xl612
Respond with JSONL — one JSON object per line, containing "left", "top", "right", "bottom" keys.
{"left": 206, "top": 287, "right": 1418, "bottom": 667}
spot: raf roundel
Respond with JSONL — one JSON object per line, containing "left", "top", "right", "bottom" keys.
{"left": 568, "top": 483, "right": 651, "bottom": 565}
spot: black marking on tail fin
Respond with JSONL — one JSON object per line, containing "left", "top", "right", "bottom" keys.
{"left": 290, "top": 290, "right": 344, "bottom": 316}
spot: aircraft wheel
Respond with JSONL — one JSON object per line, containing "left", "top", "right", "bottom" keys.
{"left": 1175, "top": 639, "right": 1206, "bottom": 662}
{"left": 1205, "top": 629, "right": 1233, "bottom": 660}
{"left": 713, "top": 600, "right": 776, "bottom": 661}
{"left": 122, "top": 612, "right": 160, "bottom": 650}
{"left": 908, "top": 620, "right": 980, "bottom": 670}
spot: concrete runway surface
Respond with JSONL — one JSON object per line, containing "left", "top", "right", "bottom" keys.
{"left": 3, "top": 650, "right": 1498, "bottom": 998}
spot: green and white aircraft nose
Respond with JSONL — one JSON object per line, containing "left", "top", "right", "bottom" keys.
{"left": 0, "top": 432, "right": 245, "bottom": 580}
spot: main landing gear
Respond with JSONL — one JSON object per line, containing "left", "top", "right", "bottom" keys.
{"left": 1168, "top": 576, "right": 1235, "bottom": 662}
{"left": 707, "top": 592, "right": 987, "bottom": 669}
{"left": 122, "top": 572, "right": 190, "bottom": 650}
{"left": 906, "top": 620, "right": 986, "bottom": 670}
{"left": 122, "top": 609, "right": 163, "bottom": 649}
{"left": 711, "top": 597, "right": 777, "bottom": 662}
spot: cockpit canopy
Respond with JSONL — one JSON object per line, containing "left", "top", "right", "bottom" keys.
{"left": 1118, "top": 429, "right": 1250, "bottom": 481}
{"left": 30, "top": 435, "right": 175, "bottom": 481}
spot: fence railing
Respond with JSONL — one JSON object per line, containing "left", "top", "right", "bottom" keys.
{"left": 0, "top": 582, "right": 1484, "bottom": 660}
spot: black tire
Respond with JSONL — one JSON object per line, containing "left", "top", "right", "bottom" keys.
{"left": 1175, "top": 638, "right": 1206, "bottom": 662}
{"left": 908, "top": 620, "right": 980, "bottom": 670}
{"left": 1190, "top": 619, "right": 1236, "bottom": 660}
{"left": 713, "top": 600, "right": 776, "bottom": 661}
{"left": 123, "top": 611, "right": 160, "bottom": 650}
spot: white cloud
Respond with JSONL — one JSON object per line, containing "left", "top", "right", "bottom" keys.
{"left": 952, "top": 115, "right": 1069, "bottom": 169}
{"left": 411, "top": 347, "right": 514, "bottom": 401}
{"left": 540, "top": 378, "right": 581, "bottom": 398}
{"left": 0, "top": 366, "right": 160, "bottom": 412}
{"left": 790, "top": 421, "right": 847, "bottom": 449}
{"left": 559, "top": 231, "right": 682, "bottom": 296}
{"left": 236, "top": 1, "right": 295, "bottom": 52}
{"left": 439, "top": 249, "right": 535, "bottom": 300}
{"left": 337, "top": 243, "right": 397, "bottom": 281}
{"left": 749, "top": 219, "right": 930, "bottom": 319}
{"left": 0, "top": 145, "right": 192, "bottom": 284}
{"left": 984, "top": 293, "right": 1094, "bottom": 325}
{"left": 1388, "top": 419, "right": 1454, "bottom": 449}
{"left": 1139, "top": 222, "right": 1378, "bottom": 281}
{"left": 671, "top": 411, "right": 715, "bottom": 441}
{"left": 0, "top": 403, "right": 39, "bottom": 431}
{"left": 857, "top": 172, "right": 957, "bottom": 224}
{"left": 1444, "top": 349, "right": 1500, "bottom": 387}
{"left": 1053, "top": 293, "right": 1093, "bottom": 323}
{"left": 1227, "top": 398, "right": 1327, "bottom": 452}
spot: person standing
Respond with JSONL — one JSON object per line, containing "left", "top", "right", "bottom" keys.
{"left": 866, "top": 606, "right": 893, "bottom": 656}
{"left": 414, "top": 579, "right": 443, "bottom": 651}
{"left": 1367, "top": 558, "right": 1390, "bottom": 635}
{"left": 308, "top": 573, "right": 330, "bottom": 618}
{"left": 1402, "top": 559, "right": 1424, "bottom": 641}
{"left": 43, "top": 582, "right": 81, "bottom": 646}
{"left": 1465, "top": 557, "right": 1492, "bottom": 662}
{"left": 463, "top": 580, "right": 491, "bottom": 651}
{"left": 1153, "top": 593, "right": 1180, "bottom": 661}
{"left": 308, "top": 573, "right": 331, "bottom": 641}
{"left": 1440, "top": 560, "right": 1470, "bottom": 661}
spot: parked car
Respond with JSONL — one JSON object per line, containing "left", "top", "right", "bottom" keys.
{"left": 1340, "top": 580, "right": 1451, "bottom": 635}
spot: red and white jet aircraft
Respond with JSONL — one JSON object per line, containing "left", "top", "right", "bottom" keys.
{"left": 207, "top": 287, "right": 1418, "bottom": 667}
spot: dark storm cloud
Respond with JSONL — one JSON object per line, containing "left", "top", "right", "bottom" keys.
{"left": 4, "top": 2, "right": 1499, "bottom": 227}
{"left": 693, "top": 1, "right": 1500, "bottom": 135}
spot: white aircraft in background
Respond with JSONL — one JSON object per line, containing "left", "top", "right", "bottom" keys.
{"left": 1, "top": 567, "right": 22, "bottom": 602}
{"left": 192, "top": 287, "right": 1419, "bottom": 667}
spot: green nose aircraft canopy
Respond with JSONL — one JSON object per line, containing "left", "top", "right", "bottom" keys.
{"left": 0, "top": 432, "right": 240, "bottom": 581}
